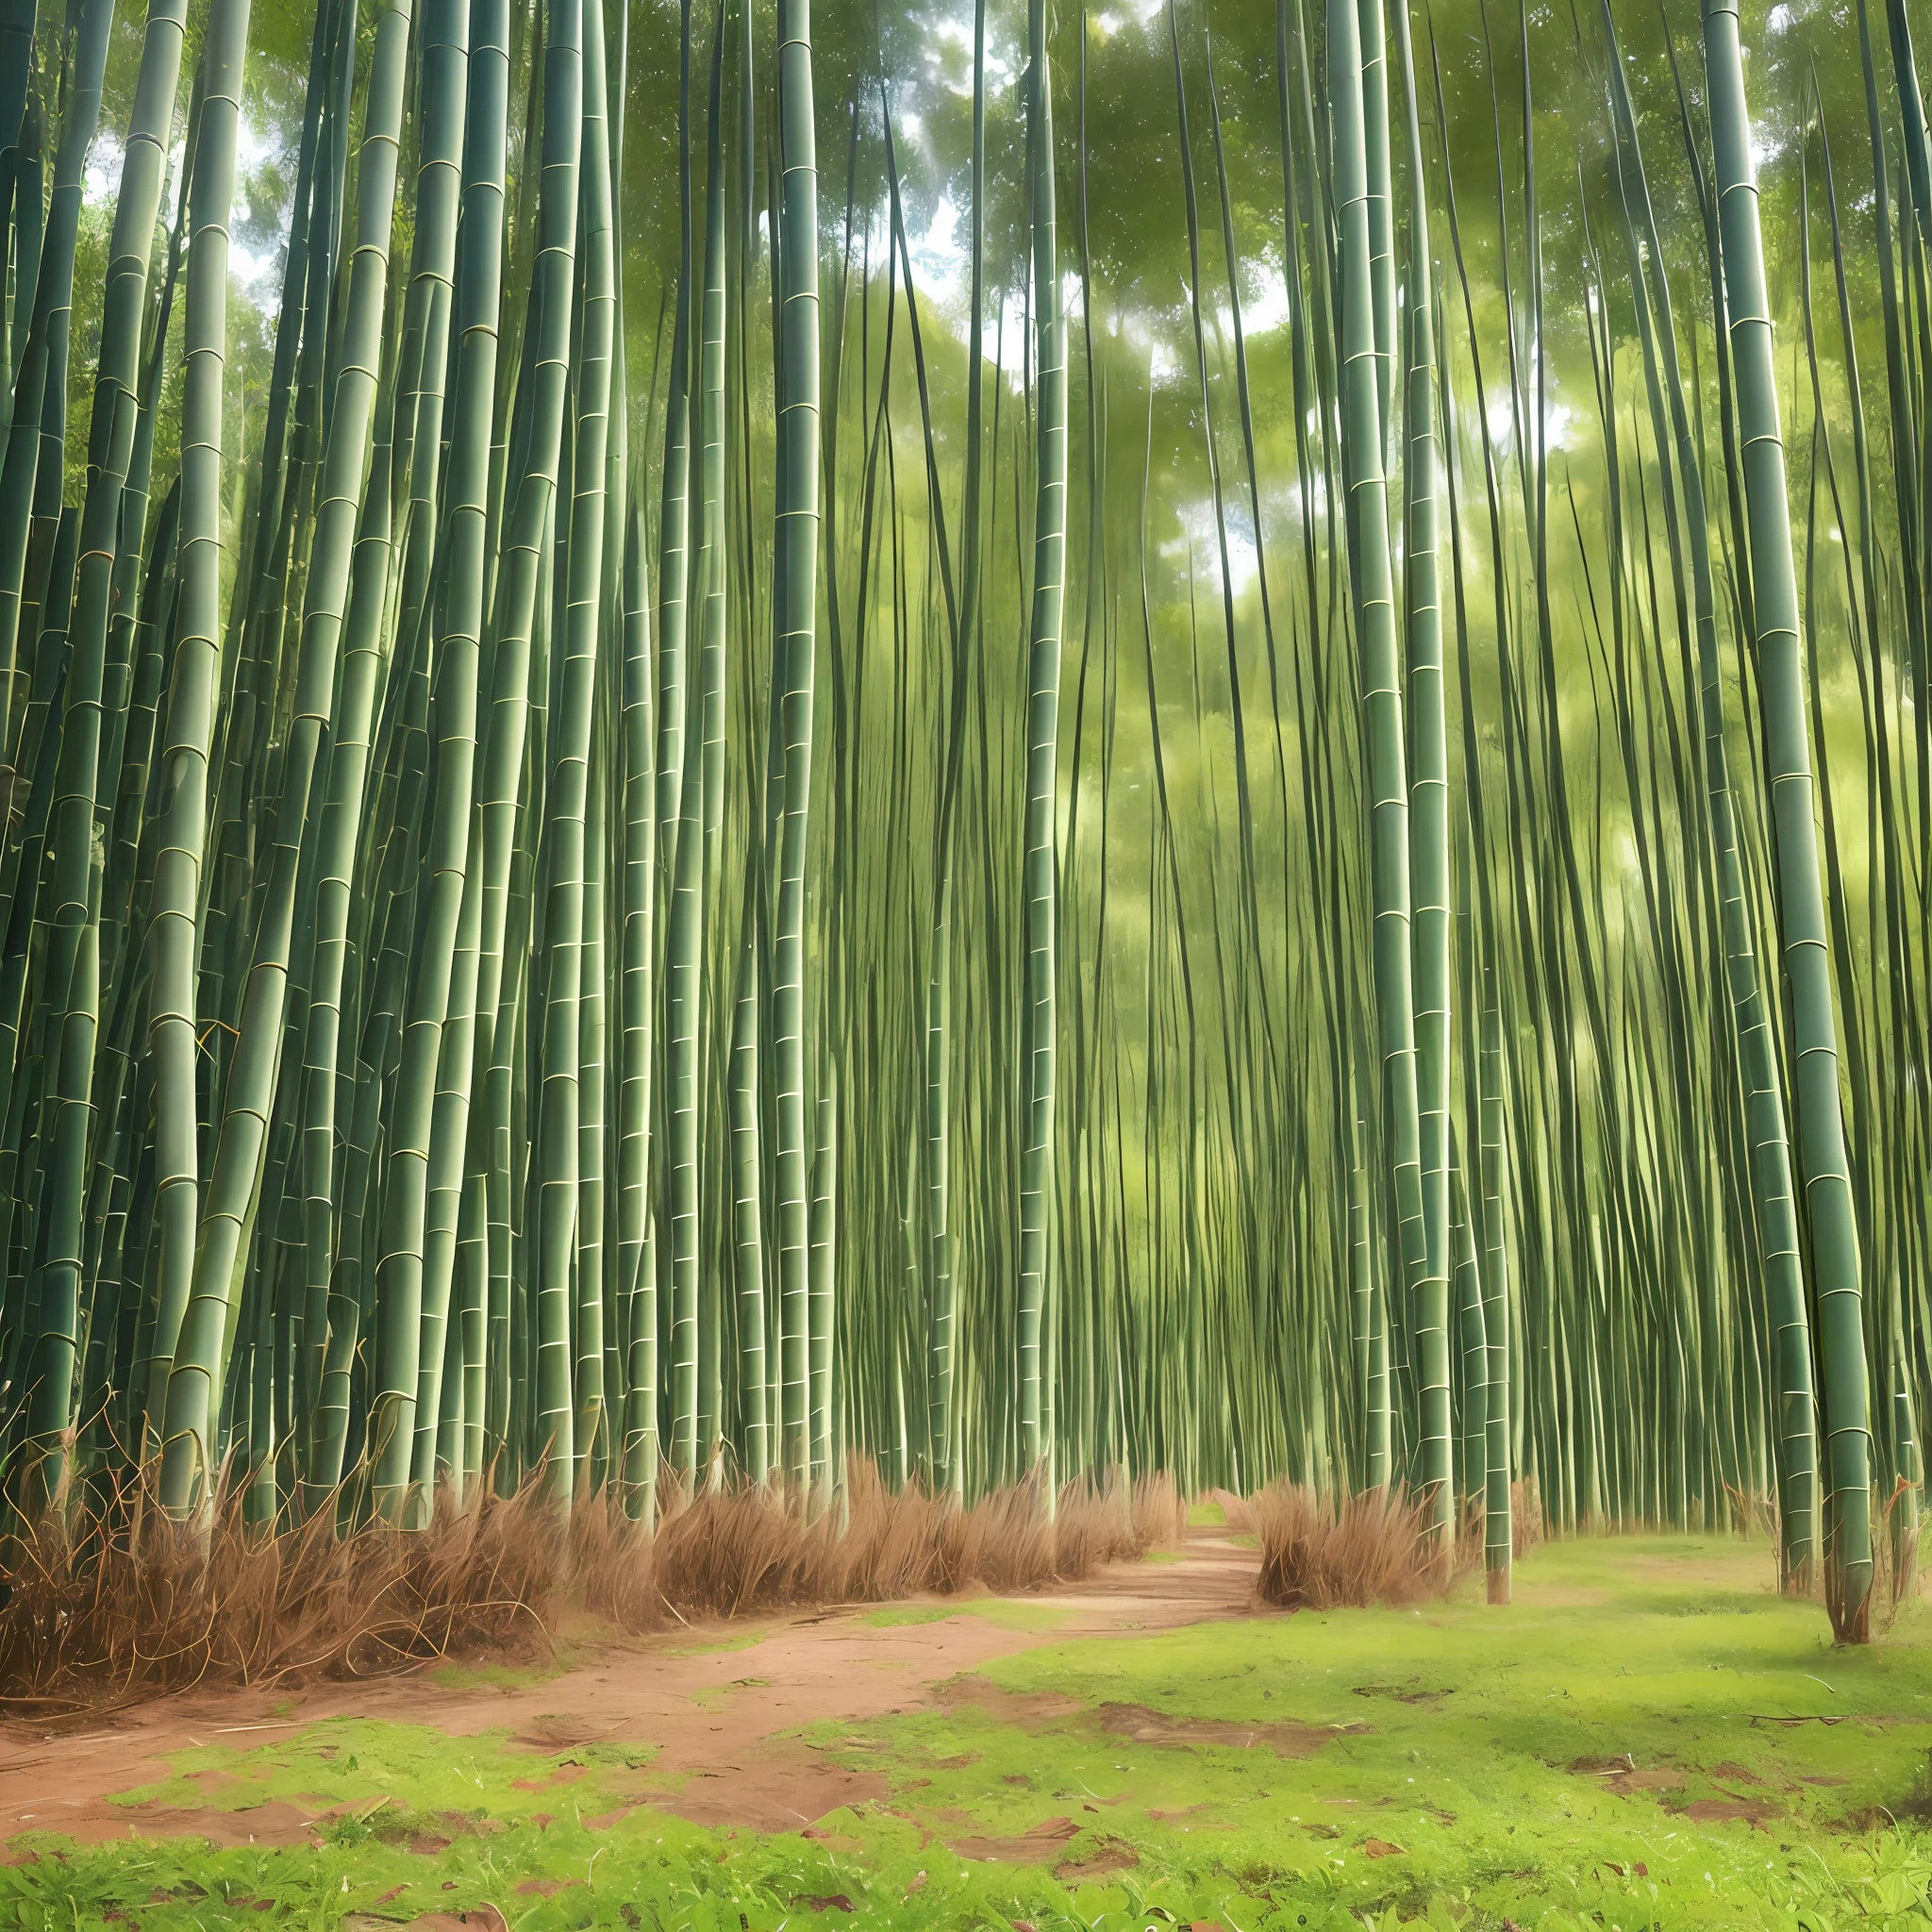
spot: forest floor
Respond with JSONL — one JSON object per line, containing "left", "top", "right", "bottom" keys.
{"left": 1, "top": 1517, "right": 1929, "bottom": 1930}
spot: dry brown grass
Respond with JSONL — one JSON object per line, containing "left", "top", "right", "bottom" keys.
{"left": 1512, "top": 1475, "right": 1545, "bottom": 1554}
{"left": 0, "top": 1466, "right": 559, "bottom": 1709}
{"left": 0, "top": 1457, "right": 1182, "bottom": 1710}
{"left": 605, "top": 1462, "right": 1180, "bottom": 1622}
{"left": 1205, "top": 1488, "right": 1254, "bottom": 1535}
{"left": 1130, "top": 1472, "right": 1190, "bottom": 1548}
{"left": 1252, "top": 1483, "right": 1460, "bottom": 1609}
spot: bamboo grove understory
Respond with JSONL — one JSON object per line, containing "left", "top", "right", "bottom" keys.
{"left": 0, "top": 0, "right": 1924, "bottom": 1643}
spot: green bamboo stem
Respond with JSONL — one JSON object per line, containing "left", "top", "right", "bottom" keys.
{"left": 921, "top": 0, "right": 985, "bottom": 1507}
{"left": 0, "top": 0, "right": 115, "bottom": 753}
{"left": 177, "top": 0, "right": 413, "bottom": 1522}
{"left": 529, "top": 0, "right": 603, "bottom": 1508}
{"left": 618, "top": 488, "right": 658, "bottom": 1516}
{"left": 149, "top": 0, "right": 253, "bottom": 1513}
{"left": 1701, "top": 0, "right": 1874, "bottom": 1641}
{"left": 808, "top": 1070, "right": 837, "bottom": 1494}
{"left": 1599, "top": 2, "right": 1817, "bottom": 1591}
{"left": 367, "top": 0, "right": 528, "bottom": 1521}
{"left": 727, "top": 886, "right": 766, "bottom": 1480}
{"left": 22, "top": 0, "right": 183, "bottom": 1508}
{"left": 668, "top": 8, "right": 727, "bottom": 1483}
{"left": 1018, "top": 0, "right": 1067, "bottom": 1489}
{"left": 1479, "top": 985, "right": 1512, "bottom": 1600}
{"left": 1331, "top": 0, "right": 1426, "bottom": 1508}
{"left": 772, "top": 0, "right": 821, "bottom": 1500}
{"left": 1392, "top": 0, "right": 1451, "bottom": 1543}
{"left": 1453, "top": 1156, "right": 1487, "bottom": 1514}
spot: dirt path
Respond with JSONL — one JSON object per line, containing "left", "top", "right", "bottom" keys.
{"left": 0, "top": 1530, "right": 1262, "bottom": 1842}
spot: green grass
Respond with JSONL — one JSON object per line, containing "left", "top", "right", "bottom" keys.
{"left": 5, "top": 1541, "right": 1931, "bottom": 1928}
{"left": 657, "top": 1625, "right": 771, "bottom": 1657}
{"left": 862, "top": 1599, "right": 1076, "bottom": 1633}
{"left": 429, "top": 1657, "right": 567, "bottom": 1695}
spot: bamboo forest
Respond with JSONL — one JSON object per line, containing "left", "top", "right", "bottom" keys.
{"left": 0, "top": 0, "right": 1927, "bottom": 1921}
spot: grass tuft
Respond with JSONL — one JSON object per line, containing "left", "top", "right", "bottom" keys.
{"left": 0, "top": 1462, "right": 559, "bottom": 1708}
{"left": 1251, "top": 1484, "right": 1454, "bottom": 1609}
{"left": 0, "top": 1458, "right": 1184, "bottom": 1708}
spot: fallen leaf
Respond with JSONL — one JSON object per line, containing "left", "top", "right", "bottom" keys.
{"left": 1362, "top": 1838, "right": 1407, "bottom": 1858}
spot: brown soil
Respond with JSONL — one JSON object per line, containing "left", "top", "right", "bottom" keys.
{"left": 0, "top": 1529, "right": 1259, "bottom": 1844}
{"left": 1055, "top": 1840, "right": 1140, "bottom": 1881}
{"left": 54, "top": 1800, "right": 321, "bottom": 1847}
{"left": 1568, "top": 1756, "right": 1686, "bottom": 1793}
{"left": 1679, "top": 1796, "right": 1781, "bottom": 1825}
{"left": 928, "top": 1668, "right": 1350, "bottom": 1760}
{"left": 643, "top": 1735, "right": 892, "bottom": 1831}
{"left": 1094, "top": 1702, "right": 1339, "bottom": 1757}
{"left": 948, "top": 1816, "right": 1081, "bottom": 1862}
{"left": 931, "top": 1674, "right": 1087, "bottom": 1725}
{"left": 344, "top": 1911, "right": 508, "bottom": 1932}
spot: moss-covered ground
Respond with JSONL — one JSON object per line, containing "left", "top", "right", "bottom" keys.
{"left": 5, "top": 1537, "right": 1930, "bottom": 1930}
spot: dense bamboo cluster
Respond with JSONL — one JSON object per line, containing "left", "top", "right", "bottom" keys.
{"left": 0, "top": 0, "right": 1924, "bottom": 1641}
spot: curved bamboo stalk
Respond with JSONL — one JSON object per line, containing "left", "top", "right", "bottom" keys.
{"left": 1701, "top": 0, "right": 1874, "bottom": 1641}
{"left": 1600, "top": 0, "right": 1817, "bottom": 1591}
